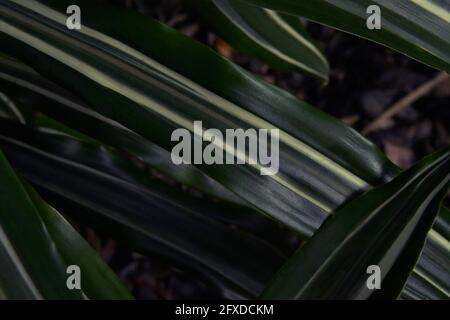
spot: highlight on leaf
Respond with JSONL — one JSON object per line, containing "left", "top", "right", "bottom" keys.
{"left": 0, "top": 0, "right": 448, "bottom": 301}
{"left": 262, "top": 147, "right": 450, "bottom": 299}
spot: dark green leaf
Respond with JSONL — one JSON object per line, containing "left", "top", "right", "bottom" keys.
{"left": 0, "top": 90, "right": 24, "bottom": 123}
{"left": 261, "top": 147, "right": 450, "bottom": 299}
{"left": 24, "top": 183, "right": 133, "bottom": 300}
{"left": 192, "top": 0, "right": 329, "bottom": 81}
{"left": 0, "top": 56, "right": 288, "bottom": 249}
{"left": 0, "top": 118, "right": 286, "bottom": 298}
{"left": 413, "top": 231, "right": 450, "bottom": 295}
{"left": 242, "top": 0, "right": 450, "bottom": 73}
{"left": 0, "top": 0, "right": 448, "bottom": 298}
{"left": 0, "top": 148, "right": 84, "bottom": 299}
{"left": 401, "top": 272, "right": 448, "bottom": 300}
{"left": 0, "top": 0, "right": 395, "bottom": 237}
{"left": 0, "top": 55, "right": 248, "bottom": 207}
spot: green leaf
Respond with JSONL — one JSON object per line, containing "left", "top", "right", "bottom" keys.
{"left": 0, "top": 143, "right": 131, "bottom": 299}
{"left": 0, "top": 0, "right": 448, "bottom": 298}
{"left": 0, "top": 55, "right": 247, "bottom": 207}
{"left": 0, "top": 0, "right": 394, "bottom": 237}
{"left": 401, "top": 272, "right": 448, "bottom": 300}
{"left": 0, "top": 55, "right": 288, "bottom": 251}
{"left": 23, "top": 183, "right": 133, "bottom": 300}
{"left": 0, "top": 91, "right": 24, "bottom": 123}
{"left": 0, "top": 118, "right": 286, "bottom": 298}
{"left": 413, "top": 231, "right": 450, "bottom": 295}
{"left": 242, "top": 0, "right": 450, "bottom": 73}
{"left": 192, "top": 0, "right": 329, "bottom": 81}
{"left": 261, "top": 147, "right": 450, "bottom": 299}
{"left": 0, "top": 148, "right": 84, "bottom": 299}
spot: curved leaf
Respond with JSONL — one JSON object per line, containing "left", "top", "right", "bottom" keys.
{"left": 0, "top": 0, "right": 395, "bottom": 237}
{"left": 0, "top": 148, "right": 84, "bottom": 299}
{"left": 0, "top": 118, "right": 286, "bottom": 298}
{"left": 0, "top": 0, "right": 448, "bottom": 298}
{"left": 413, "top": 231, "right": 450, "bottom": 294}
{"left": 242, "top": 0, "right": 450, "bottom": 73}
{"left": 0, "top": 55, "right": 247, "bottom": 207}
{"left": 401, "top": 272, "right": 448, "bottom": 300}
{"left": 261, "top": 147, "right": 450, "bottom": 299}
{"left": 0, "top": 56, "right": 288, "bottom": 249}
{"left": 192, "top": 0, "right": 329, "bottom": 81}
{"left": 24, "top": 184, "right": 133, "bottom": 300}
{"left": 0, "top": 91, "right": 24, "bottom": 123}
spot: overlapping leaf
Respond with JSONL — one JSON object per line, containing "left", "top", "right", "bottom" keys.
{"left": 23, "top": 184, "right": 133, "bottom": 300}
{"left": 242, "top": 0, "right": 450, "bottom": 73}
{"left": 0, "top": 56, "right": 247, "bottom": 206}
{"left": 0, "top": 0, "right": 396, "bottom": 237}
{"left": 192, "top": 0, "right": 329, "bottom": 81}
{"left": 0, "top": 0, "right": 449, "bottom": 298}
{"left": 0, "top": 148, "right": 131, "bottom": 299}
{"left": 0, "top": 89, "right": 23, "bottom": 122}
{"left": 262, "top": 147, "right": 450, "bottom": 299}
{"left": 0, "top": 56, "right": 288, "bottom": 246}
{"left": 401, "top": 272, "right": 449, "bottom": 300}
{"left": 0, "top": 118, "right": 286, "bottom": 298}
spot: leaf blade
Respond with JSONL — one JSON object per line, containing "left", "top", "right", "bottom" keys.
{"left": 24, "top": 184, "right": 133, "bottom": 300}
{"left": 0, "top": 148, "right": 84, "bottom": 299}
{"left": 192, "top": 0, "right": 329, "bottom": 80}
{"left": 242, "top": 0, "right": 450, "bottom": 73}
{"left": 0, "top": 118, "right": 286, "bottom": 298}
{"left": 262, "top": 147, "right": 450, "bottom": 299}
{"left": 0, "top": 0, "right": 449, "bottom": 298}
